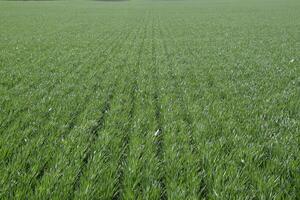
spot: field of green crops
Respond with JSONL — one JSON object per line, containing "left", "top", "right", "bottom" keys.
{"left": 0, "top": 0, "right": 299, "bottom": 199}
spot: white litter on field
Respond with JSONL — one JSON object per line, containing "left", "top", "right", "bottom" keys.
{"left": 289, "top": 59, "right": 295, "bottom": 63}
{"left": 154, "top": 129, "right": 160, "bottom": 136}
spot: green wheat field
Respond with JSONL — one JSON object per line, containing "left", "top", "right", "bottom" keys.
{"left": 0, "top": 0, "right": 299, "bottom": 199}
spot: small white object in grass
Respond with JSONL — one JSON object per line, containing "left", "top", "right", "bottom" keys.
{"left": 48, "top": 108, "right": 52, "bottom": 112}
{"left": 213, "top": 189, "right": 219, "bottom": 197}
{"left": 154, "top": 129, "right": 160, "bottom": 136}
{"left": 289, "top": 59, "right": 295, "bottom": 63}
